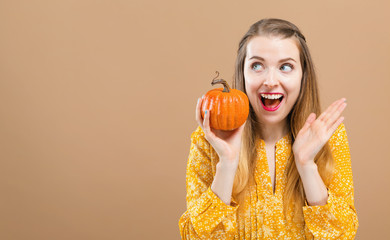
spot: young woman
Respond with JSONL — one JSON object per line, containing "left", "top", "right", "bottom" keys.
{"left": 179, "top": 18, "right": 358, "bottom": 239}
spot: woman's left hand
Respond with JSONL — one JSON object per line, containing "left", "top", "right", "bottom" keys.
{"left": 292, "top": 98, "right": 347, "bottom": 168}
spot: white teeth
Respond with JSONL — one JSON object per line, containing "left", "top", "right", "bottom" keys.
{"left": 261, "top": 94, "right": 283, "bottom": 99}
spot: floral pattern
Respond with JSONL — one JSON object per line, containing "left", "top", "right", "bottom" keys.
{"left": 179, "top": 123, "right": 358, "bottom": 239}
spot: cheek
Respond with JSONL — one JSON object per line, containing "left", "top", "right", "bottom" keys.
{"left": 286, "top": 77, "right": 302, "bottom": 101}
{"left": 243, "top": 71, "right": 254, "bottom": 93}
{"left": 244, "top": 78, "right": 258, "bottom": 95}
{"left": 286, "top": 71, "right": 302, "bottom": 89}
{"left": 244, "top": 80, "right": 259, "bottom": 106}
{"left": 244, "top": 69, "right": 260, "bottom": 91}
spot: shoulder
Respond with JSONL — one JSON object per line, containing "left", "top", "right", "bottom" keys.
{"left": 329, "top": 123, "right": 348, "bottom": 145}
{"left": 191, "top": 126, "right": 205, "bottom": 139}
{"left": 191, "top": 126, "right": 208, "bottom": 145}
{"left": 189, "top": 126, "right": 212, "bottom": 154}
{"left": 188, "top": 126, "right": 218, "bottom": 172}
{"left": 328, "top": 123, "right": 351, "bottom": 161}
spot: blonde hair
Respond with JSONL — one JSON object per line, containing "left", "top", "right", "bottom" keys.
{"left": 232, "top": 18, "right": 335, "bottom": 218}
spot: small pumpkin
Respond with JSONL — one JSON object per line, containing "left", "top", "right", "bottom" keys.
{"left": 201, "top": 71, "right": 249, "bottom": 130}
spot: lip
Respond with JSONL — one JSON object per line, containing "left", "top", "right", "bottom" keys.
{"left": 259, "top": 92, "right": 284, "bottom": 112}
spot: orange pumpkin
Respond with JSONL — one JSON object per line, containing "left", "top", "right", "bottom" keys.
{"left": 201, "top": 71, "right": 249, "bottom": 130}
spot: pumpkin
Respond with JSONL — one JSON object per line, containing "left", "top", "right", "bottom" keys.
{"left": 201, "top": 71, "right": 249, "bottom": 130}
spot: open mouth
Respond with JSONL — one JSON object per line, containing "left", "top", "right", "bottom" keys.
{"left": 260, "top": 93, "right": 284, "bottom": 111}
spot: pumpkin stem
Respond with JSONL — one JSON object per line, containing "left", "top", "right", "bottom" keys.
{"left": 211, "top": 71, "right": 230, "bottom": 93}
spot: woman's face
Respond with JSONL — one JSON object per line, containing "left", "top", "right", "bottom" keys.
{"left": 244, "top": 36, "right": 302, "bottom": 127}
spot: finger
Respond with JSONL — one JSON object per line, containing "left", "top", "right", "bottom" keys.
{"left": 237, "top": 120, "right": 247, "bottom": 133}
{"left": 203, "top": 109, "right": 210, "bottom": 130}
{"left": 307, "top": 112, "right": 317, "bottom": 124}
{"left": 323, "top": 98, "right": 346, "bottom": 124}
{"left": 318, "top": 98, "right": 345, "bottom": 122}
{"left": 195, "top": 97, "right": 204, "bottom": 128}
{"left": 203, "top": 109, "right": 216, "bottom": 140}
{"left": 328, "top": 116, "right": 345, "bottom": 136}
{"left": 301, "top": 113, "right": 316, "bottom": 132}
{"left": 325, "top": 102, "right": 347, "bottom": 128}
{"left": 317, "top": 100, "right": 338, "bottom": 121}
{"left": 318, "top": 99, "right": 341, "bottom": 121}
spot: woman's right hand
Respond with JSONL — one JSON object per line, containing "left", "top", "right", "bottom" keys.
{"left": 196, "top": 97, "right": 247, "bottom": 169}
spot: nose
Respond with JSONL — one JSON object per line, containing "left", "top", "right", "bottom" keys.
{"left": 263, "top": 69, "right": 279, "bottom": 88}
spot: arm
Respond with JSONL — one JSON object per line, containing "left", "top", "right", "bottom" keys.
{"left": 292, "top": 99, "right": 358, "bottom": 238}
{"left": 301, "top": 124, "right": 359, "bottom": 239}
{"left": 296, "top": 163, "right": 328, "bottom": 206}
{"left": 178, "top": 127, "right": 239, "bottom": 240}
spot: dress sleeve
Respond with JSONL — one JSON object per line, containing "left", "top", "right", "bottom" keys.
{"left": 178, "top": 127, "right": 239, "bottom": 240}
{"left": 302, "top": 123, "right": 359, "bottom": 239}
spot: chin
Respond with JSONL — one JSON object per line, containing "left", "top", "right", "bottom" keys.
{"left": 256, "top": 114, "right": 288, "bottom": 126}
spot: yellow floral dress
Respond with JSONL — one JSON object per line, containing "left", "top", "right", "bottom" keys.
{"left": 179, "top": 123, "right": 358, "bottom": 239}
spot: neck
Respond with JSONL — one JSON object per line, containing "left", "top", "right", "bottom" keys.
{"left": 258, "top": 120, "right": 289, "bottom": 145}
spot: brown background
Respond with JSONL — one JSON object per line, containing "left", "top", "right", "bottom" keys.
{"left": 1, "top": 0, "right": 389, "bottom": 239}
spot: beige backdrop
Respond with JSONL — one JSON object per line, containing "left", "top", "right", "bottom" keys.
{"left": 1, "top": 0, "right": 389, "bottom": 239}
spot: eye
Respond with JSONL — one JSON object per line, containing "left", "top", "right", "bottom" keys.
{"left": 251, "top": 62, "right": 263, "bottom": 72}
{"left": 280, "top": 63, "right": 293, "bottom": 72}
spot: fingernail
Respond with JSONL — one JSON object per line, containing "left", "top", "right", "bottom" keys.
{"left": 205, "top": 110, "right": 208, "bottom": 114}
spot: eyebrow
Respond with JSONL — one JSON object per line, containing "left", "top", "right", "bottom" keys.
{"left": 248, "top": 56, "right": 297, "bottom": 63}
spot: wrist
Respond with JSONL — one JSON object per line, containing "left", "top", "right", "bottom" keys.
{"left": 216, "top": 160, "right": 238, "bottom": 173}
{"left": 295, "top": 160, "right": 317, "bottom": 175}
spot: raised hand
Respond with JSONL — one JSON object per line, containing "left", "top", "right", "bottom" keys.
{"left": 196, "top": 97, "right": 246, "bottom": 169}
{"left": 292, "top": 98, "right": 347, "bottom": 167}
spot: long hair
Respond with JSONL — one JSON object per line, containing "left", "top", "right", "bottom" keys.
{"left": 231, "top": 18, "right": 335, "bottom": 218}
